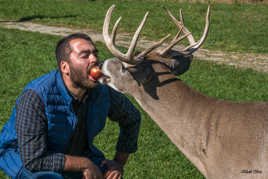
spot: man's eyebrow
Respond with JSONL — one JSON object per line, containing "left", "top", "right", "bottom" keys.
{"left": 78, "top": 50, "right": 90, "bottom": 56}
{"left": 78, "top": 49, "right": 98, "bottom": 56}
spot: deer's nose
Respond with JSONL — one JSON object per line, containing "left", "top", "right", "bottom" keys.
{"left": 98, "top": 62, "right": 104, "bottom": 70}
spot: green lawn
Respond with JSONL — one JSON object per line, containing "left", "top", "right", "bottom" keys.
{"left": 0, "top": 0, "right": 268, "bottom": 53}
{"left": 1, "top": 25, "right": 268, "bottom": 178}
{"left": 1, "top": 0, "right": 268, "bottom": 178}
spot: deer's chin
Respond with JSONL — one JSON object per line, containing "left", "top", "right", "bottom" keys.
{"left": 97, "top": 75, "right": 111, "bottom": 85}
{"left": 98, "top": 75, "right": 128, "bottom": 93}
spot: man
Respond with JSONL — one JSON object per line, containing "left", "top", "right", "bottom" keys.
{"left": 0, "top": 33, "right": 141, "bottom": 179}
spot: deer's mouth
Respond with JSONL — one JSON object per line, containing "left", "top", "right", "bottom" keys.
{"left": 97, "top": 61, "right": 111, "bottom": 85}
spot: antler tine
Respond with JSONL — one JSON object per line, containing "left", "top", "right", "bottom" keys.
{"left": 164, "top": 7, "right": 196, "bottom": 45}
{"left": 170, "top": 26, "right": 183, "bottom": 44}
{"left": 159, "top": 32, "right": 191, "bottom": 56}
{"left": 136, "top": 34, "right": 171, "bottom": 58}
{"left": 130, "top": 12, "right": 149, "bottom": 61}
{"left": 103, "top": 5, "right": 125, "bottom": 61}
{"left": 182, "top": 6, "right": 210, "bottom": 55}
{"left": 179, "top": 8, "right": 196, "bottom": 45}
{"left": 158, "top": 7, "right": 193, "bottom": 56}
{"left": 111, "top": 16, "right": 122, "bottom": 45}
{"left": 179, "top": 9, "right": 184, "bottom": 26}
{"left": 163, "top": 7, "right": 184, "bottom": 44}
{"left": 103, "top": 4, "right": 149, "bottom": 65}
{"left": 159, "top": 6, "right": 210, "bottom": 56}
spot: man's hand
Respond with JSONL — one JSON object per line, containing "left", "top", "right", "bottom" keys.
{"left": 82, "top": 159, "right": 104, "bottom": 179}
{"left": 104, "top": 170, "right": 122, "bottom": 179}
{"left": 82, "top": 166, "right": 104, "bottom": 179}
{"left": 101, "top": 160, "right": 123, "bottom": 179}
{"left": 64, "top": 155, "right": 104, "bottom": 179}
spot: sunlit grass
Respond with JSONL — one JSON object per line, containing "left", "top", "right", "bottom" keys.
{"left": 1, "top": 27, "right": 268, "bottom": 178}
{"left": 0, "top": 0, "right": 268, "bottom": 53}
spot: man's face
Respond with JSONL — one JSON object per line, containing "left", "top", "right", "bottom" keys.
{"left": 68, "top": 38, "right": 99, "bottom": 89}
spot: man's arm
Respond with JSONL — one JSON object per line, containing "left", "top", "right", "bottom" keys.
{"left": 114, "top": 151, "right": 129, "bottom": 166}
{"left": 15, "top": 90, "right": 102, "bottom": 176}
{"left": 15, "top": 89, "right": 65, "bottom": 172}
{"left": 64, "top": 155, "right": 103, "bottom": 178}
{"left": 108, "top": 87, "right": 141, "bottom": 163}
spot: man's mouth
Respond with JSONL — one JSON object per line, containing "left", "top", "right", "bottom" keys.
{"left": 88, "top": 75, "right": 97, "bottom": 82}
{"left": 96, "top": 62, "right": 112, "bottom": 84}
{"left": 88, "top": 66, "right": 96, "bottom": 82}
{"left": 88, "top": 63, "right": 103, "bottom": 82}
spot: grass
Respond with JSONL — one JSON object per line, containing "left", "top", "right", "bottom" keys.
{"left": 0, "top": 0, "right": 268, "bottom": 53}
{"left": 1, "top": 1, "right": 268, "bottom": 178}
{"left": 1, "top": 26, "right": 268, "bottom": 178}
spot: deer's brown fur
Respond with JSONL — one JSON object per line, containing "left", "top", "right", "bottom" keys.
{"left": 99, "top": 5, "right": 268, "bottom": 179}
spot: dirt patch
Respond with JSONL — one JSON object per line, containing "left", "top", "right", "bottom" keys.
{"left": 1, "top": 21, "right": 268, "bottom": 73}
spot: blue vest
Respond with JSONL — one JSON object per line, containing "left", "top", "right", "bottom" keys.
{"left": 0, "top": 70, "right": 110, "bottom": 178}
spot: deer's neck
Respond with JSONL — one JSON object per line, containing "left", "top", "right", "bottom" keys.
{"left": 132, "top": 74, "right": 216, "bottom": 177}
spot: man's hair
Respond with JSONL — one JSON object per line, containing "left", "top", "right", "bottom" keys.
{"left": 55, "top": 33, "right": 93, "bottom": 69}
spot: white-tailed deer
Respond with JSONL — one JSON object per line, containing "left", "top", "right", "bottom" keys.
{"left": 99, "top": 5, "right": 268, "bottom": 179}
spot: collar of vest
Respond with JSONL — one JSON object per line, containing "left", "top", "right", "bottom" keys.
{"left": 55, "top": 70, "right": 73, "bottom": 107}
{"left": 54, "top": 70, "right": 103, "bottom": 107}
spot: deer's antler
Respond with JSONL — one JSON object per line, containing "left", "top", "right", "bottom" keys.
{"left": 103, "top": 5, "right": 149, "bottom": 64}
{"left": 103, "top": 5, "right": 173, "bottom": 65}
{"left": 158, "top": 6, "right": 210, "bottom": 56}
{"left": 103, "top": 5, "right": 210, "bottom": 65}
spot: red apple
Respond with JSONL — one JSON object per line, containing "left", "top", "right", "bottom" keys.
{"left": 90, "top": 66, "right": 102, "bottom": 80}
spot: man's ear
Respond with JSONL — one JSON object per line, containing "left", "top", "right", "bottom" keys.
{"left": 60, "top": 60, "right": 70, "bottom": 76}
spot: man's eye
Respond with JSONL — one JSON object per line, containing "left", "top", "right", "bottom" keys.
{"left": 93, "top": 51, "right": 98, "bottom": 57}
{"left": 81, "top": 55, "right": 89, "bottom": 59}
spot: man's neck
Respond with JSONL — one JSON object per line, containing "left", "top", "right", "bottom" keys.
{"left": 62, "top": 73, "right": 87, "bottom": 102}
{"left": 69, "top": 87, "right": 87, "bottom": 102}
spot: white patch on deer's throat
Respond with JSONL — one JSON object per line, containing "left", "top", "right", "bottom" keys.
{"left": 102, "top": 60, "right": 119, "bottom": 91}
{"left": 108, "top": 83, "right": 120, "bottom": 92}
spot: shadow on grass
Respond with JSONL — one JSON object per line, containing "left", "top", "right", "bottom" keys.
{"left": 18, "top": 15, "right": 77, "bottom": 22}
{"left": 0, "top": 15, "right": 78, "bottom": 23}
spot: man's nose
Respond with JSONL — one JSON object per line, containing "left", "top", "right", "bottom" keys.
{"left": 89, "top": 54, "right": 98, "bottom": 64}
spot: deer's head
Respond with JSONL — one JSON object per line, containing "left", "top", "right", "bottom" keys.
{"left": 99, "top": 5, "right": 210, "bottom": 98}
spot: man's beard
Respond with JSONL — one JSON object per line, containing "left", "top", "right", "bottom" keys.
{"left": 69, "top": 64, "right": 98, "bottom": 89}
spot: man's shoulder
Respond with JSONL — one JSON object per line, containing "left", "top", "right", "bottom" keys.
{"left": 20, "top": 70, "right": 61, "bottom": 101}
{"left": 24, "top": 70, "right": 58, "bottom": 91}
